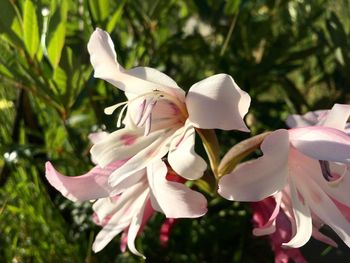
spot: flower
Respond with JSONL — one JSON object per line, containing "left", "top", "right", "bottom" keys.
{"left": 46, "top": 133, "right": 207, "bottom": 257}
{"left": 87, "top": 28, "right": 251, "bottom": 185}
{"left": 251, "top": 197, "right": 307, "bottom": 263}
{"left": 218, "top": 104, "right": 350, "bottom": 248}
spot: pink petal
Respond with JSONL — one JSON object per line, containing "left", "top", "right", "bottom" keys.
{"left": 168, "top": 122, "right": 207, "bottom": 180}
{"left": 286, "top": 110, "right": 328, "bottom": 128}
{"left": 45, "top": 161, "right": 123, "bottom": 202}
{"left": 289, "top": 126, "right": 350, "bottom": 163}
{"left": 310, "top": 162, "right": 350, "bottom": 206}
{"left": 296, "top": 171, "right": 350, "bottom": 247}
{"left": 322, "top": 103, "right": 350, "bottom": 131}
{"left": 252, "top": 192, "right": 282, "bottom": 236}
{"left": 147, "top": 160, "right": 207, "bottom": 218}
{"left": 186, "top": 74, "right": 251, "bottom": 131}
{"left": 282, "top": 180, "right": 312, "bottom": 248}
{"left": 218, "top": 129, "right": 289, "bottom": 201}
{"left": 312, "top": 226, "right": 338, "bottom": 247}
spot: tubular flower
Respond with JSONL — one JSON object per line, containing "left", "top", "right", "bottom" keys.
{"left": 219, "top": 104, "right": 350, "bottom": 248}
{"left": 87, "top": 28, "right": 251, "bottom": 185}
{"left": 45, "top": 133, "right": 207, "bottom": 257}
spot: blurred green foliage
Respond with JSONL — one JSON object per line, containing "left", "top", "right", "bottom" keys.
{"left": 1, "top": 0, "right": 350, "bottom": 262}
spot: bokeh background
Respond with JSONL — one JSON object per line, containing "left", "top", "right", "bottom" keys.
{"left": 1, "top": 0, "right": 350, "bottom": 262}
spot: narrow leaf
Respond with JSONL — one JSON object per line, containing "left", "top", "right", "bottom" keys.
{"left": 47, "top": 0, "right": 68, "bottom": 68}
{"left": 23, "top": 0, "right": 40, "bottom": 58}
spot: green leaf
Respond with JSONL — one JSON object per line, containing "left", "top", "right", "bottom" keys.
{"left": 88, "top": 0, "right": 110, "bottom": 25}
{"left": 218, "top": 132, "right": 271, "bottom": 177}
{"left": 106, "top": 2, "right": 126, "bottom": 33}
{"left": 47, "top": 0, "right": 68, "bottom": 68}
{"left": 0, "top": 0, "right": 23, "bottom": 46}
{"left": 23, "top": 0, "right": 40, "bottom": 58}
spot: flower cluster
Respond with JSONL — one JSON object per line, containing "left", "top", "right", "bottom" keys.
{"left": 46, "top": 28, "right": 350, "bottom": 260}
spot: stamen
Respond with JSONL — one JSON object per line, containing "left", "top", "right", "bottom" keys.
{"left": 104, "top": 101, "right": 128, "bottom": 115}
{"left": 144, "top": 113, "right": 152, "bottom": 136}
{"left": 138, "top": 98, "right": 158, "bottom": 127}
{"left": 319, "top": 160, "right": 333, "bottom": 181}
{"left": 135, "top": 99, "right": 147, "bottom": 126}
{"left": 116, "top": 103, "right": 129, "bottom": 128}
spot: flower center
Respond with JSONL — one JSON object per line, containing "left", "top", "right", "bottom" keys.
{"left": 104, "top": 90, "right": 188, "bottom": 135}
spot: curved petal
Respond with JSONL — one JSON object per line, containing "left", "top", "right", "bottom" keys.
{"left": 45, "top": 161, "right": 123, "bottom": 202}
{"left": 90, "top": 128, "right": 164, "bottom": 168}
{"left": 107, "top": 130, "right": 174, "bottom": 187}
{"left": 88, "top": 29, "right": 184, "bottom": 97}
{"left": 168, "top": 122, "right": 207, "bottom": 180}
{"left": 312, "top": 226, "right": 338, "bottom": 247}
{"left": 93, "top": 179, "right": 147, "bottom": 222}
{"left": 297, "top": 171, "right": 350, "bottom": 247}
{"left": 289, "top": 126, "right": 350, "bottom": 163}
{"left": 218, "top": 129, "right": 289, "bottom": 201}
{"left": 286, "top": 110, "right": 327, "bottom": 128}
{"left": 126, "top": 67, "right": 185, "bottom": 101}
{"left": 126, "top": 193, "right": 149, "bottom": 258}
{"left": 87, "top": 28, "right": 123, "bottom": 88}
{"left": 147, "top": 160, "right": 207, "bottom": 218}
{"left": 253, "top": 192, "right": 282, "bottom": 236}
{"left": 186, "top": 74, "right": 251, "bottom": 131}
{"left": 92, "top": 184, "right": 149, "bottom": 253}
{"left": 282, "top": 180, "right": 312, "bottom": 248}
{"left": 309, "top": 161, "right": 350, "bottom": 206}
{"left": 322, "top": 104, "right": 350, "bottom": 131}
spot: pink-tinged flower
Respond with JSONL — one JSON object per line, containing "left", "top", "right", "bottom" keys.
{"left": 46, "top": 133, "right": 207, "bottom": 257}
{"left": 46, "top": 159, "right": 207, "bottom": 257}
{"left": 251, "top": 197, "right": 307, "bottom": 263}
{"left": 219, "top": 104, "right": 350, "bottom": 248}
{"left": 87, "top": 28, "right": 251, "bottom": 185}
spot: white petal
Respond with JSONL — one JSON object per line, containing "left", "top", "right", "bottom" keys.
{"left": 147, "top": 160, "right": 207, "bottom": 218}
{"left": 282, "top": 179, "right": 312, "bottom": 248}
{"left": 88, "top": 29, "right": 185, "bottom": 98}
{"left": 92, "top": 183, "right": 149, "bottom": 253}
{"left": 93, "top": 179, "right": 147, "bottom": 221}
{"left": 126, "top": 67, "right": 185, "bottom": 101}
{"left": 218, "top": 129, "right": 289, "bottom": 201}
{"left": 168, "top": 122, "right": 207, "bottom": 180}
{"left": 87, "top": 28, "right": 123, "bottom": 88}
{"left": 186, "top": 74, "right": 250, "bottom": 131}
{"left": 289, "top": 126, "right": 350, "bottom": 163}
{"left": 107, "top": 130, "right": 175, "bottom": 187}
{"left": 322, "top": 104, "right": 350, "bottom": 131}
{"left": 126, "top": 190, "right": 150, "bottom": 258}
{"left": 90, "top": 128, "right": 163, "bottom": 168}
{"left": 286, "top": 110, "right": 328, "bottom": 128}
